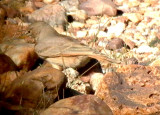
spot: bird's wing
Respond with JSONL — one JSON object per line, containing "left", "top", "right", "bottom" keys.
{"left": 35, "top": 35, "right": 121, "bottom": 63}
{"left": 35, "top": 35, "right": 95, "bottom": 57}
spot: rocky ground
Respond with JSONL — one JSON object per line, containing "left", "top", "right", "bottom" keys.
{"left": 0, "top": 0, "right": 160, "bottom": 115}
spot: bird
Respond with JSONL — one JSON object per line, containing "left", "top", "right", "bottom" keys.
{"left": 29, "top": 21, "right": 120, "bottom": 70}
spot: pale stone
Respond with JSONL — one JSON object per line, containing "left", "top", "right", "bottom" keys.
{"left": 123, "top": 13, "right": 143, "bottom": 23}
{"left": 76, "top": 30, "right": 87, "bottom": 38}
{"left": 90, "top": 73, "right": 104, "bottom": 92}
{"left": 79, "top": 0, "right": 117, "bottom": 16}
{"left": 43, "top": 0, "right": 54, "bottom": 4}
{"left": 69, "top": 21, "right": 85, "bottom": 28}
{"left": 144, "top": 11, "right": 160, "bottom": 19}
{"left": 60, "top": 0, "right": 79, "bottom": 12}
{"left": 136, "top": 45, "right": 159, "bottom": 54}
{"left": 128, "top": 0, "right": 140, "bottom": 7}
{"left": 67, "top": 10, "right": 87, "bottom": 21}
{"left": 98, "top": 41, "right": 108, "bottom": 48}
{"left": 63, "top": 68, "right": 79, "bottom": 79}
{"left": 150, "top": 57, "right": 160, "bottom": 66}
{"left": 107, "top": 22, "right": 126, "bottom": 37}
{"left": 97, "top": 31, "right": 108, "bottom": 38}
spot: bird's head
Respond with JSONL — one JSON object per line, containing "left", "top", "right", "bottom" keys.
{"left": 29, "top": 21, "right": 58, "bottom": 41}
{"left": 29, "top": 21, "right": 47, "bottom": 37}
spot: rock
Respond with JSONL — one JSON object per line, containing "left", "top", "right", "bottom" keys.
{"left": 61, "top": 0, "right": 79, "bottom": 12}
{"left": 67, "top": 10, "right": 88, "bottom": 22}
{"left": 123, "top": 13, "right": 143, "bottom": 23}
{"left": 80, "top": 76, "right": 90, "bottom": 83}
{"left": 0, "top": 39, "right": 38, "bottom": 71}
{"left": 150, "top": 57, "right": 160, "bottom": 66}
{"left": 136, "top": 45, "right": 158, "bottom": 54}
{"left": 28, "top": 4, "right": 66, "bottom": 27}
{"left": 61, "top": 0, "right": 87, "bottom": 21}
{"left": 107, "top": 38, "right": 124, "bottom": 50}
{"left": 63, "top": 68, "right": 91, "bottom": 94}
{"left": 4, "top": 66, "right": 66, "bottom": 110}
{"left": 0, "top": 54, "right": 17, "bottom": 74}
{"left": 128, "top": 0, "right": 140, "bottom": 7}
{"left": 123, "top": 38, "right": 136, "bottom": 49}
{"left": 40, "top": 95, "right": 113, "bottom": 115}
{"left": 33, "top": 0, "right": 45, "bottom": 8}
{"left": 0, "top": 7, "right": 6, "bottom": 25}
{"left": 0, "top": 71, "right": 21, "bottom": 93}
{"left": 90, "top": 73, "right": 104, "bottom": 92}
{"left": 79, "top": 0, "right": 117, "bottom": 16}
{"left": 144, "top": 11, "right": 160, "bottom": 19}
{"left": 76, "top": 30, "right": 87, "bottom": 38}
{"left": 43, "top": 0, "right": 58, "bottom": 4}
{"left": 69, "top": 21, "right": 85, "bottom": 29}
{"left": 125, "top": 57, "right": 138, "bottom": 65}
{"left": 0, "top": 4, "right": 20, "bottom": 18}
{"left": 96, "top": 65, "right": 160, "bottom": 114}
{"left": 98, "top": 41, "right": 108, "bottom": 48}
{"left": 106, "top": 22, "right": 126, "bottom": 38}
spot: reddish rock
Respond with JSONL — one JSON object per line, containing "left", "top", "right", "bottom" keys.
{"left": 0, "top": 71, "right": 22, "bottom": 93}
{"left": 32, "top": 0, "right": 45, "bottom": 8}
{"left": 41, "top": 95, "right": 113, "bottom": 115}
{"left": 0, "top": 7, "right": 6, "bottom": 25}
{"left": 124, "top": 39, "right": 136, "bottom": 49}
{"left": 125, "top": 57, "right": 138, "bottom": 65}
{"left": 79, "top": 0, "right": 117, "bottom": 16}
{"left": 96, "top": 65, "right": 160, "bottom": 115}
{"left": 3, "top": 66, "right": 66, "bottom": 110}
{"left": 106, "top": 38, "right": 124, "bottom": 50}
{"left": 0, "top": 54, "right": 17, "bottom": 74}
{"left": 0, "top": 5, "right": 20, "bottom": 18}
{"left": 0, "top": 39, "right": 38, "bottom": 71}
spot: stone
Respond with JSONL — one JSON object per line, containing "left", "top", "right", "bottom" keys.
{"left": 136, "top": 45, "right": 158, "bottom": 54}
{"left": 79, "top": 0, "right": 117, "bottom": 16}
{"left": 61, "top": 0, "right": 86, "bottom": 22}
{"left": 123, "top": 13, "right": 143, "bottom": 23}
{"left": 123, "top": 38, "right": 136, "bottom": 49}
{"left": 96, "top": 65, "right": 160, "bottom": 114}
{"left": 3, "top": 66, "right": 66, "bottom": 110}
{"left": 69, "top": 21, "right": 85, "bottom": 29}
{"left": 63, "top": 68, "right": 91, "bottom": 94}
{"left": 90, "top": 73, "right": 104, "bottom": 92}
{"left": 28, "top": 4, "right": 66, "bottom": 27}
{"left": 150, "top": 57, "right": 160, "bottom": 66}
{"left": 144, "top": 11, "right": 160, "bottom": 19}
{"left": 67, "top": 10, "right": 88, "bottom": 22}
{"left": 106, "top": 38, "right": 124, "bottom": 50}
{"left": 76, "top": 30, "right": 87, "bottom": 38}
{"left": 61, "top": 0, "right": 79, "bottom": 12}
{"left": 32, "top": 0, "right": 45, "bottom": 8}
{"left": 0, "top": 4, "right": 20, "bottom": 18}
{"left": 40, "top": 95, "right": 113, "bottom": 115}
{"left": 0, "top": 53, "right": 17, "bottom": 74}
{"left": 128, "top": 0, "right": 140, "bottom": 7}
{"left": 125, "top": 57, "right": 138, "bottom": 65}
{"left": 0, "top": 7, "right": 6, "bottom": 25}
{"left": 43, "top": 0, "right": 58, "bottom": 4}
{"left": 106, "top": 22, "right": 126, "bottom": 38}
{"left": 0, "top": 71, "right": 21, "bottom": 93}
{"left": 0, "top": 39, "right": 38, "bottom": 71}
